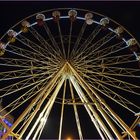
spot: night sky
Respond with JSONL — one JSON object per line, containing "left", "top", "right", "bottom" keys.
{"left": 1, "top": 1, "right": 140, "bottom": 40}
{"left": 0, "top": 1, "right": 140, "bottom": 139}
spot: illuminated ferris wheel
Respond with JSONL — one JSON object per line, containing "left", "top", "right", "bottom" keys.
{"left": 0, "top": 8, "right": 140, "bottom": 140}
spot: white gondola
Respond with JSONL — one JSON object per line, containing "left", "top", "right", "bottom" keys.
{"left": 86, "top": 18, "right": 94, "bottom": 25}
{"left": 127, "top": 38, "right": 137, "bottom": 46}
{"left": 100, "top": 17, "right": 109, "bottom": 26}
{"left": 52, "top": 11, "right": 61, "bottom": 18}
{"left": 114, "top": 26, "right": 124, "bottom": 35}
{"left": 68, "top": 9, "right": 77, "bottom": 17}
{"left": 7, "top": 29, "right": 17, "bottom": 37}
{"left": 36, "top": 13, "right": 45, "bottom": 20}
{"left": 85, "top": 13, "right": 93, "bottom": 25}
{"left": 21, "top": 20, "right": 30, "bottom": 27}
{"left": 85, "top": 13, "right": 93, "bottom": 20}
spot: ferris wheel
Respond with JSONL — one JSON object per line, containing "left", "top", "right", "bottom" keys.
{"left": 0, "top": 8, "right": 140, "bottom": 140}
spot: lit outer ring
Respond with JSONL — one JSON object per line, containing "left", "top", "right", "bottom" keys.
{"left": 2, "top": 13, "right": 139, "bottom": 60}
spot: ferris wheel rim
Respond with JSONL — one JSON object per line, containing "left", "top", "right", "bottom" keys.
{"left": 1, "top": 8, "right": 140, "bottom": 49}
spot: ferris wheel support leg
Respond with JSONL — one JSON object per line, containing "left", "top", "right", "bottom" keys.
{"left": 68, "top": 62, "right": 138, "bottom": 140}
{"left": 95, "top": 101, "right": 123, "bottom": 140}
{"left": 69, "top": 81, "right": 83, "bottom": 140}
{"left": 30, "top": 76, "right": 65, "bottom": 140}
{"left": 69, "top": 65, "right": 122, "bottom": 139}
{"left": 69, "top": 75, "right": 113, "bottom": 140}
{"left": 101, "top": 102, "right": 138, "bottom": 140}
{"left": 79, "top": 77, "right": 137, "bottom": 139}
{"left": 2, "top": 63, "right": 67, "bottom": 140}
{"left": 58, "top": 81, "right": 66, "bottom": 140}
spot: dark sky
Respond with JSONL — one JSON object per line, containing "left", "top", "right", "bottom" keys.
{"left": 0, "top": 1, "right": 140, "bottom": 139}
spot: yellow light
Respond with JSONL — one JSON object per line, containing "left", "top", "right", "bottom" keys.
{"left": 66, "top": 136, "right": 72, "bottom": 140}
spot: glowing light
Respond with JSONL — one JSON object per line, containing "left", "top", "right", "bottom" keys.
{"left": 66, "top": 136, "right": 72, "bottom": 140}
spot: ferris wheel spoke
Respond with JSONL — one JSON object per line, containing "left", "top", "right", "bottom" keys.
{"left": 102, "top": 59, "right": 138, "bottom": 67}
{"left": 94, "top": 54, "right": 138, "bottom": 66}
{"left": 98, "top": 66, "right": 140, "bottom": 78}
{"left": 29, "top": 27, "right": 62, "bottom": 59}
{"left": 67, "top": 21, "right": 73, "bottom": 59}
{"left": 88, "top": 73, "right": 140, "bottom": 96}
{"left": 86, "top": 42, "right": 126, "bottom": 62}
{"left": 7, "top": 44, "right": 59, "bottom": 65}
{"left": 16, "top": 105, "right": 40, "bottom": 136}
{"left": 57, "top": 21, "right": 66, "bottom": 58}
{"left": 74, "top": 53, "right": 139, "bottom": 71}
{"left": 43, "top": 22, "right": 62, "bottom": 56}
{"left": 86, "top": 32, "right": 117, "bottom": 55}
{"left": 0, "top": 69, "right": 36, "bottom": 81}
{"left": 72, "top": 41, "right": 125, "bottom": 64}
{"left": 89, "top": 41, "right": 125, "bottom": 60}
{"left": 3, "top": 78, "right": 50, "bottom": 118}
{"left": 17, "top": 34, "right": 46, "bottom": 54}
{"left": 14, "top": 102, "right": 42, "bottom": 138}
{"left": 8, "top": 44, "right": 46, "bottom": 61}
{"left": 81, "top": 36, "right": 117, "bottom": 62}
{"left": 0, "top": 58, "right": 59, "bottom": 75}
{"left": 1, "top": 84, "right": 39, "bottom": 116}
{"left": 6, "top": 45, "right": 47, "bottom": 64}
{"left": 0, "top": 72, "right": 51, "bottom": 98}
{"left": 16, "top": 34, "right": 59, "bottom": 61}
{"left": 0, "top": 61, "right": 55, "bottom": 80}
{"left": 73, "top": 32, "right": 116, "bottom": 61}
{"left": 81, "top": 74, "right": 139, "bottom": 113}
{"left": 71, "top": 22, "right": 87, "bottom": 57}
{"left": 80, "top": 55, "right": 139, "bottom": 68}
{"left": 5, "top": 46, "right": 58, "bottom": 67}
{"left": 0, "top": 68, "right": 52, "bottom": 81}
{"left": 94, "top": 46, "right": 130, "bottom": 64}
{"left": 75, "top": 25, "right": 102, "bottom": 56}
{"left": 0, "top": 61, "right": 64, "bottom": 99}
{"left": 81, "top": 67, "right": 140, "bottom": 78}
{"left": 0, "top": 58, "right": 33, "bottom": 68}
{"left": 87, "top": 60, "right": 139, "bottom": 68}
{"left": 88, "top": 80, "right": 140, "bottom": 113}
{"left": 78, "top": 70, "right": 140, "bottom": 109}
